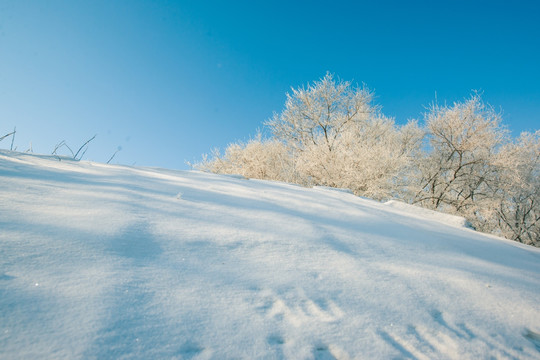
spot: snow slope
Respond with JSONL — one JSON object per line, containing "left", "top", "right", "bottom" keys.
{"left": 1, "top": 150, "right": 539, "bottom": 359}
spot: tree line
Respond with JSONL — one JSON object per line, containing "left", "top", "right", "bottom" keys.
{"left": 198, "top": 74, "right": 539, "bottom": 247}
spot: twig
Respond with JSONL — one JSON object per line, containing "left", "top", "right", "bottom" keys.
{"left": 107, "top": 149, "right": 120, "bottom": 164}
{"left": 0, "top": 130, "right": 16, "bottom": 143}
{"left": 74, "top": 135, "right": 96, "bottom": 160}
{"left": 52, "top": 140, "right": 74, "bottom": 156}
{"left": 79, "top": 146, "right": 89, "bottom": 160}
{"left": 10, "top": 127, "right": 16, "bottom": 150}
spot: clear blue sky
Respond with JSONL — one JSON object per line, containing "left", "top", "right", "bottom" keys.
{"left": 1, "top": 0, "right": 539, "bottom": 169}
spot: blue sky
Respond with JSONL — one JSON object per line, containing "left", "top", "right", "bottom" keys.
{"left": 1, "top": 0, "right": 539, "bottom": 168}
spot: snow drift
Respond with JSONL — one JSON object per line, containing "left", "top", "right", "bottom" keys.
{"left": 1, "top": 150, "right": 539, "bottom": 359}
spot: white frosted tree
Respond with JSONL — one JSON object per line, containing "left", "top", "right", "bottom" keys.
{"left": 265, "top": 73, "right": 374, "bottom": 152}
{"left": 197, "top": 133, "right": 297, "bottom": 183}
{"left": 409, "top": 94, "right": 539, "bottom": 246}
{"left": 491, "top": 131, "right": 540, "bottom": 245}
{"left": 411, "top": 94, "right": 507, "bottom": 218}
{"left": 266, "top": 73, "right": 422, "bottom": 199}
{"left": 296, "top": 115, "right": 422, "bottom": 199}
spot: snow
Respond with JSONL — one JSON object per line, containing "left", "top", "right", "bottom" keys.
{"left": 383, "top": 200, "right": 474, "bottom": 229}
{"left": 1, "top": 149, "right": 539, "bottom": 359}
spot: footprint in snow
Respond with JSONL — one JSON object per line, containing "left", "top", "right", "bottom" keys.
{"left": 260, "top": 290, "right": 344, "bottom": 327}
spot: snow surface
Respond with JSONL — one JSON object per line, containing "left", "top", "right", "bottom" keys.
{"left": 1, "top": 150, "right": 539, "bottom": 359}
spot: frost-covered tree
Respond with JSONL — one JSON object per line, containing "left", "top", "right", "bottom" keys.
{"left": 296, "top": 115, "right": 423, "bottom": 199}
{"left": 411, "top": 94, "right": 507, "bottom": 217}
{"left": 491, "top": 131, "right": 540, "bottom": 246}
{"left": 197, "top": 133, "right": 297, "bottom": 182}
{"left": 409, "top": 95, "right": 540, "bottom": 246}
{"left": 266, "top": 73, "right": 422, "bottom": 199}
{"left": 265, "top": 73, "right": 374, "bottom": 152}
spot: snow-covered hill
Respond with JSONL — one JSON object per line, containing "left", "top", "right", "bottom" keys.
{"left": 1, "top": 150, "right": 539, "bottom": 359}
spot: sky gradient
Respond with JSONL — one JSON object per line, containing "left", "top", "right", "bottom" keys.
{"left": 1, "top": 0, "right": 539, "bottom": 168}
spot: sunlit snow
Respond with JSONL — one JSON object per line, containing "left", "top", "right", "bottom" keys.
{"left": 1, "top": 150, "right": 539, "bottom": 359}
